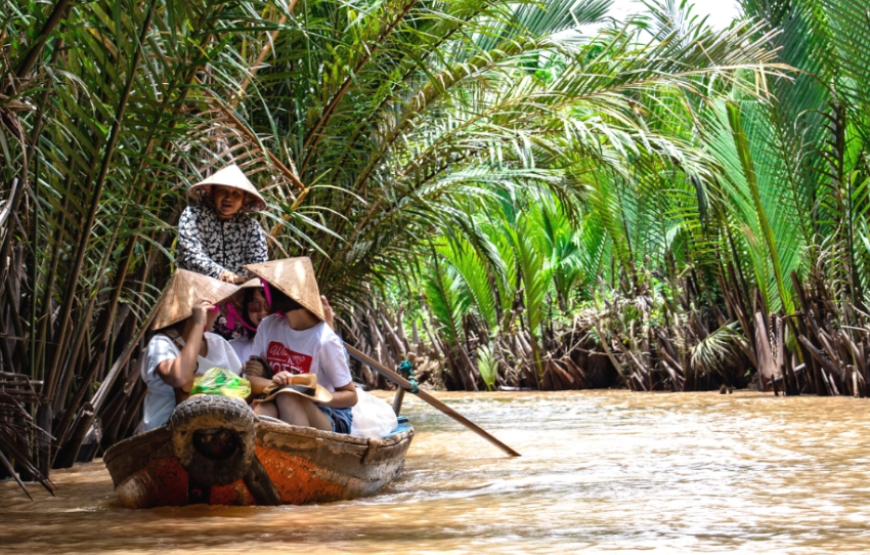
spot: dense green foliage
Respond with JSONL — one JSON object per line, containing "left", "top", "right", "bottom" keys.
{"left": 411, "top": 0, "right": 870, "bottom": 395}
{"left": 1, "top": 0, "right": 868, "bottom": 491}
{"left": 388, "top": 0, "right": 870, "bottom": 393}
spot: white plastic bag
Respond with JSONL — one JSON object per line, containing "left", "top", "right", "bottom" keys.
{"left": 351, "top": 386, "right": 399, "bottom": 438}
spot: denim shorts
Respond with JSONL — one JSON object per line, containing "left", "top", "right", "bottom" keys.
{"left": 317, "top": 405, "right": 353, "bottom": 434}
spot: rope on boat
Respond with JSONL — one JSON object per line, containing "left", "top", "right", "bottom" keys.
{"left": 398, "top": 360, "right": 419, "bottom": 394}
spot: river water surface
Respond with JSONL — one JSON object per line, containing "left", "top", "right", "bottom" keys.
{"left": 2, "top": 390, "right": 870, "bottom": 554}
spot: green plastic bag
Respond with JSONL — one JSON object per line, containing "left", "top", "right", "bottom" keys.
{"left": 190, "top": 367, "right": 251, "bottom": 399}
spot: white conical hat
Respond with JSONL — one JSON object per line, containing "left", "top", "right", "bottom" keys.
{"left": 244, "top": 257, "right": 325, "bottom": 320}
{"left": 190, "top": 164, "right": 266, "bottom": 212}
{"left": 152, "top": 269, "right": 240, "bottom": 330}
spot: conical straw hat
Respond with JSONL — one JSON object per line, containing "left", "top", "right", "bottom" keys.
{"left": 239, "top": 278, "right": 263, "bottom": 290}
{"left": 244, "top": 257, "right": 325, "bottom": 320}
{"left": 190, "top": 164, "right": 267, "bottom": 213}
{"left": 227, "top": 277, "right": 261, "bottom": 310}
{"left": 256, "top": 374, "right": 333, "bottom": 405}
{"left": 152, "top": 269, "right": 240, "bottom": 330}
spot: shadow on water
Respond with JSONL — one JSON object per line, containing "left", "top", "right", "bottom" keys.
{"left": 3, "top": 390, "right": 870, "bottom": 554}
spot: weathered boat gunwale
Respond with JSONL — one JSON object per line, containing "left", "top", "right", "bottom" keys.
{"left": 104, "top": 427, "right": 174, "bottom": 487}
{"left": 104, "top": 415, "right": 413, "bottom": 508}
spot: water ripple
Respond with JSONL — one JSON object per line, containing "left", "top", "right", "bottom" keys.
{"left": 3, "top": 390, "right": 870, "bottom": 553}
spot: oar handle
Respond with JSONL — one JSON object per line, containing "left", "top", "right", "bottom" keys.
{"left": 344, "top": 344, "right": 521, "bottom": 457}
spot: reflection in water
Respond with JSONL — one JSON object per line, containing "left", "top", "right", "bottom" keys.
{"left": 3, "top": 391, "right": 870, "bottom": 554}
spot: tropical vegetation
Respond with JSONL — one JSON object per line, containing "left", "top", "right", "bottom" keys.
{"left": 0, "top": 0, "right": 868, "bottom": 494}
{"left": 381, "top": 0, "right": 870, "bottom": 397}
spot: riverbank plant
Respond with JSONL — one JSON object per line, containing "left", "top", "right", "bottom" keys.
{"left": 378, "top": 0, "right": 870, "bottom": 396}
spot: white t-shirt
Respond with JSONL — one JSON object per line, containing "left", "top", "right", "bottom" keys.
{"left": 251, "top": 315, "right": 352, "bottom": 392}
{"left": 140, "top": 331, "right": 242, "bottom": 432}
{"left": 230, "top": 335, "right": 256, "bottom": 364}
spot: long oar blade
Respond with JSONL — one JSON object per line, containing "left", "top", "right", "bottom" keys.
{"left": 344, "top": 344, "right": 521, "bottom": 457}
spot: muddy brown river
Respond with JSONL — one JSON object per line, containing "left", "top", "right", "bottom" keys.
{"left": 2, "top": 390, "right": 870, "bottom": 553}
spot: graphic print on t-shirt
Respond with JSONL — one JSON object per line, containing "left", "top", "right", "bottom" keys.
{"left": 267, "top": 341, "right": 313, "bottom": 374}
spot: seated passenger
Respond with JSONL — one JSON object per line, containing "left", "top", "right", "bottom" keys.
{"left": 243, "top": 257, "right": 357, "bottom": 433}
{"left": 140, "top": 270, "right": 242, "bottom": 432}
{"left": 228, "top": 279, "right": 272, "bottom": 364}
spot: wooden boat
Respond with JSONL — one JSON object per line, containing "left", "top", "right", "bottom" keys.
{"left": 104, "top": 395, "right": 413, "bottom": 509}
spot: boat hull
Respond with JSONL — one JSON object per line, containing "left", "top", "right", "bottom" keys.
{"left": 105, "top": 417, "right": 413, "bottom": 509}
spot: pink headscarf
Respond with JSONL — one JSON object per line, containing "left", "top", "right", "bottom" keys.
{"left": 226, "top": 303, "right": 258, "bottom": 332}
{"left": 260, "top": 279, "right": 284, "bottom": 317}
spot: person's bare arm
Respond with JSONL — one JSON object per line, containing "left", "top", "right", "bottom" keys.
{"left": 155, "top": 300, "right": 212, "bottom": 389}
{"left": 248, "top": 375, "right": 272, "bottom": 394}
{"left": 320, "top": 381, "right": 357, "bottom": 409}
{"left": 321, "top": 295, "right": 335, "bottom": 330}
{"left": 243, "top": 358, "right": 272, "bottom": 394}
{"left": 268, "top": 371, "right": 355, "bottom": 408}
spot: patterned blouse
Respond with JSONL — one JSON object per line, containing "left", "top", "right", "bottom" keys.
{"left": 177, "top": 203, "right": 268, "bottom": 279}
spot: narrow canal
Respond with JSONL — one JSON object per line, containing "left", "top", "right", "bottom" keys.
{"left": 2, "top": 391, "right": 869, "bottom": 553}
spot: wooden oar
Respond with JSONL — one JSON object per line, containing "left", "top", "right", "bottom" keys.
{"left": 344, "top": 343, "right": 521, "bottom": 457}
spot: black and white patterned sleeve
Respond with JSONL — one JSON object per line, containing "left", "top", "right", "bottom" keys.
{"left": 177, "top": 206, "right": 226, "bottom": 279}
{"left": 247, "top": 219, "right": 269, "bottom": 266}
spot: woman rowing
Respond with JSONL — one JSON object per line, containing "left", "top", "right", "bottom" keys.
{"left": 177, "top": 163, "right": 269, "bottom": 285}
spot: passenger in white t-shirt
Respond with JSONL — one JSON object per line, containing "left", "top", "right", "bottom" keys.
{"left": 140, "top": 271, "right": 242, "bottom": 432}
{"left": 245, "top": 285, "right": 357, "bottom": 434}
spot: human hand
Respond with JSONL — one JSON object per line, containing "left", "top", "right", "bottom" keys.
{"left": 219, "top": 271, "right": 240, "bottom": 283}
{"left": 191, "top": 299, "right": 215, "bottom": 326}
{"left": 272, "top": 371, "right": 294, "bottom": 385}
{"left": 244, "top": 359, "right": 265, "bottom": 378}
{"left": 321, "top": 295, "right": 335, "bottom": 330}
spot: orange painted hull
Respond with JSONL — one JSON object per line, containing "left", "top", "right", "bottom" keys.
{"left": 105, "top": 419, "right": 413, "bottom": 509}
